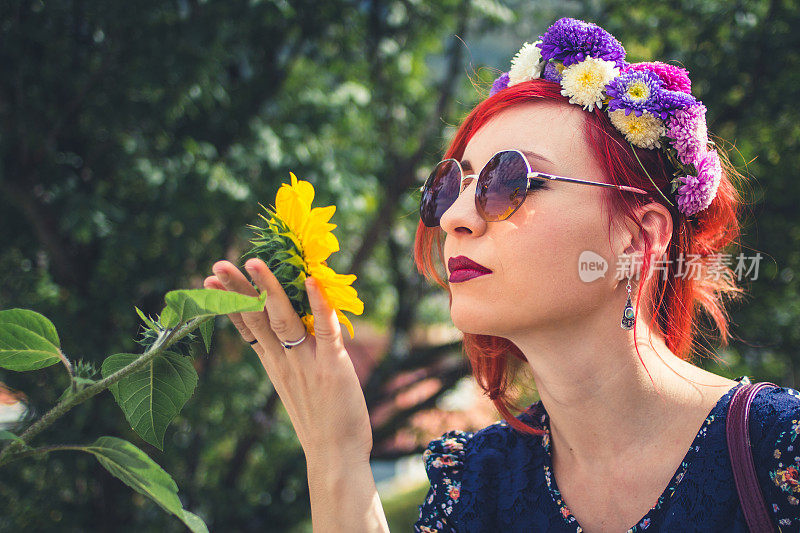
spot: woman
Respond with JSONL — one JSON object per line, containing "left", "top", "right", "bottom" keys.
{"left": 206, "top": 17, "right": 799, "bottom": 532}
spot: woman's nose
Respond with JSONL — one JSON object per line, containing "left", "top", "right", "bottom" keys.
{"left": 439, "top": 175, "right": 488, "bottom": 236}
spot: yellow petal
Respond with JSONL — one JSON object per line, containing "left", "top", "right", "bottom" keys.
{"left": 303, "top": 206, "right": 337, "bottom": 241}
{"left": 303, "top": 233, "right": 340, "bottom": 264}
{"left": 290, "top": 172, "right": 315, "bottom": 205}
{"left": 275, "top": 173, "right": 316, "bottom": 235}
{"left": 307, "top": 264, "right": 364, "bottom": 315}
{"left": 276, "top": 187, "right": 309, "bottom": 234}
{"left": 303, "top": 307, "right": 355, "bottom": 339}
{"left": 301, "top": 205, "right": 339, "bottom": 263}
{"left": 336, "top": 309, "right": 355, "bottom": 339}
{"left": 308, "top": 263, "right": 357, "bottom": 286}
{"left": 301, "top": 314, "right": 315, "bottom": 335}
{"left": 309, "top": 204, "right": 336, "bottom": 225}
{"left": 329, "top": 290, "right": 364, "bottom": 315}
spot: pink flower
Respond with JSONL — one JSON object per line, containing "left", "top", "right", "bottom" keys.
{"left": 676, "top": 150, "right": 722, "bottom": 216}
{"left": 623, "top": 61, "right": 692, "bottom": 94}
{"left": 667, "top": 104, "right": 709, "bottom": 165}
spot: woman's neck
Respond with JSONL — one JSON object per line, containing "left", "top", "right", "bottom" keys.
{"left": 512, "top": 318, "right": 735, "bottom": 473}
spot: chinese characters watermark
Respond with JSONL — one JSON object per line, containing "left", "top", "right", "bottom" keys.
{"left": 578, "top": 250, "right": 763, "bottom": 283}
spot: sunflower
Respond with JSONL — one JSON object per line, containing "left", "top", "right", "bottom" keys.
{"left": 240, "top": 172, "right": 364, "bottom": 338}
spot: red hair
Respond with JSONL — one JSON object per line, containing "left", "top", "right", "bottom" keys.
{"left": 413, "top": 79, "right": 752, "bottom": 436}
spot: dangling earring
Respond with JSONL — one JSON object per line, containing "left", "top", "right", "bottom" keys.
{"left": 621, "top": 276, "right": 635, "bottom": 330}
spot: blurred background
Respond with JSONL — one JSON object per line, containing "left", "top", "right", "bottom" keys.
{"left": 1, "top": 0, "right": 798, "bottom": 531}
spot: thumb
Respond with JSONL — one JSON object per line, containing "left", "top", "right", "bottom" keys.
{"left": 305, "top": 276, "right": 344, "bottom": 350}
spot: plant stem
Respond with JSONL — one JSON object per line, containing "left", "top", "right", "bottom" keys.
{"left": 630, "top": 143, "right": 675, "bottom": 207}
{"left": 0, "top": 316, "right": 211, "bottom": 465}
{"left": 57, "top": 348, "right": 75, "bottom": 381}
{"left": 0, "top": 444, "right": 85, "bottom": 467}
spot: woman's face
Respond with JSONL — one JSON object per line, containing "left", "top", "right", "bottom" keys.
{"left": 441, "top": 99, "right": 627, "bottom": 338}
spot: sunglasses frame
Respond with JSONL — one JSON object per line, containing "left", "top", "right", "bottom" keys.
{"left": 419, "top": 148, "right": 651, "bottom": 227}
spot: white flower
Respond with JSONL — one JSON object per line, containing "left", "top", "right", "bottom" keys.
{"left": 508, "top": 41, "right": 544, "bottom": 86}
{"left": 609, "top": 109, "right": 666, "bottom": 149}
{"left": 559, "top": 57, "right": 619, "bottom": 112}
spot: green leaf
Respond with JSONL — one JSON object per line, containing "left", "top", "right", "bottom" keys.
{"left": 199, "top": 318, "right": 214, "bottom": 354}
{"left": 0, "top": 309, "right": 63, "bottom": 371}
{"left": 101, "top": 352, "right": 198, "bottom": 450}
{"left": 0, "top": 322, "right": 62, "bottom": 371}
{"left": 180, "top": 510, "right": 208, "bottom": 532}
{"left": 135, "top": 306, "right": 158, "bottom": 330}
{"left": 82, "top": 437, "right": 208, "bottom": 533}
{"left": 0, "top": 430, "right": 23, "bottom": 443}
{"left": 160, "top": 306, "right": 179, "bottom": 329}
{"left": 0, "top": 309, "right": 60, "bottom": 346}
{"left": 0, "top": 430, "right": 30, "bottom": 453}
{"left": 162, "top": 288, "right": 268, "bottom": 328}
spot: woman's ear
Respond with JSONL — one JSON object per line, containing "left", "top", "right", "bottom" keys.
{"left": 611, "top": 202, "right": 674, "bottom": 280}
{"left": 629, "top": 202, "right": 674, "bottom": 260}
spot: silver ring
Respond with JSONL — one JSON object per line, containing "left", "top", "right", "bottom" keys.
{"left": 280, "top": 332, "right": 308, "bottom": 349}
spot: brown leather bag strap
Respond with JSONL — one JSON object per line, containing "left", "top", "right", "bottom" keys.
{"left": 726, "top": 381, "right": 779, "bottom": 532}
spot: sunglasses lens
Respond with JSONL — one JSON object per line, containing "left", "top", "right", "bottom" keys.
{"left": 476, "top": 151, "right": 528, "bottom": 221}
{"left": 420, "top": 159, "right": 461, "bottom": 227}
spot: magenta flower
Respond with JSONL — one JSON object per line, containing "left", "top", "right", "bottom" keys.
{"left": 676, "top": 149, "right": 722, "bottom": 216}
{"left": 624, "top": 61, "right": 692, "bottom": 94}
{"left": 666, "top": 104, "right": 709, "bottom": 165}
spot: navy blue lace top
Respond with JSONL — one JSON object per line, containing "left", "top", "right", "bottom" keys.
{"left": 414, "top": 376, "right": 800, "bottom": 532}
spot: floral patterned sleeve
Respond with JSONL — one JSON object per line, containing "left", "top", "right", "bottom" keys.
{"left": 414, "top": 430, "right": 474, "bottom": 533}
{"left": 753, "top": 386, "right": 800, "bottom": 530}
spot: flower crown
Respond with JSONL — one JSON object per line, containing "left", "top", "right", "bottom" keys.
{"left": 489, "top": 17, "right": 720, "bottom": 217}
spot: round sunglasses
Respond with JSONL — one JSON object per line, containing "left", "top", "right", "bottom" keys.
{"left": 419, "top": 149, "right": 650, "bottom": 227}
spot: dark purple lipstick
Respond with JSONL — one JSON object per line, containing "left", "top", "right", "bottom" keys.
{"left": 448, "top": 255, "right": 492, "bottom": 283}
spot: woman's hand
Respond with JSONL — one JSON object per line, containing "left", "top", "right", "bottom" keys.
{"left": 204, "top": 258, "right": 373, "bottom": 463}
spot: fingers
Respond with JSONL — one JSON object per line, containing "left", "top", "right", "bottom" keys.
{"left": 209, "top": 258, "right": 346, "bottom": 371}
{"left": 203, "top": 275, "right": 258, "bottom": 344}
{"left": 210, "top": 261, "right": 284, "bottom": 359}
{"left": 243, "top": 259, "right": 309, "bottom": 345}
{"left": 304, "top": 276, "right": 344, "bottom": 353}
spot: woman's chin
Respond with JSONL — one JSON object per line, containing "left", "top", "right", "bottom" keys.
{"left": 451, "top": 312, "right": 500, "bottom": 336}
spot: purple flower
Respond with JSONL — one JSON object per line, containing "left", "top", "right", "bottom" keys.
{"left": 676, "top": 149, "right": 722, "bottom": 216}
{"left": 624, "top": 61, "right": 692, "bottom": 94}
{"left": 542, "top": 61, "right": 562, "bottom": 83}
{"left": 666, "top": 104, "right": 709, "bottom": 165}
{"left": 605, "top": 69, "right": 663, "bottom": 117}
{"left": 536, "top": 17, "right": 626, "bottom": 68}
{"left": 489, "top": 72, "right": 510, "bottom": 96}
{"left": 606, "top": 69, "right": 696, "bottom": 119}
{"left": 651, "top": 89, "right": 696, "bottom": 119}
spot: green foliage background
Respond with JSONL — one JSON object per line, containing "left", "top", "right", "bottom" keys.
{"left": 1, "top": 0, "right": 798, "bottom": 531}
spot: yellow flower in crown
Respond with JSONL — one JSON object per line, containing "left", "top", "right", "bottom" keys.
{"left": 240, "top": 172, "right": 364, "bottom": 338}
